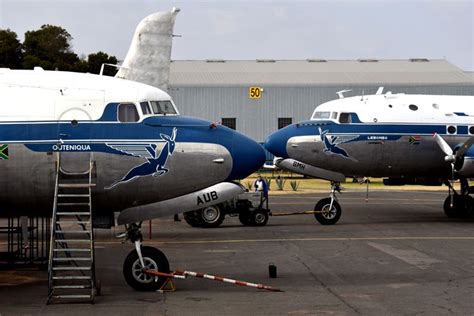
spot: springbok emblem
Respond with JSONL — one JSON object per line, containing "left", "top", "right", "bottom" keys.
{"left": 318, "top": 127, "right": 358, "bottom": 161}
{"left": 105, "top": 128, "right": 177, "bottom": 189}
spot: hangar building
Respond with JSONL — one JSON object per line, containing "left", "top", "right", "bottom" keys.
{"left": 167, "top": 59, "right": 474, "bottom": 143}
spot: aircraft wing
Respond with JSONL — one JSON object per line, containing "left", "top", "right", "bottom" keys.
{"left": 106, "top": 143, "right": 157, "bottom": 159}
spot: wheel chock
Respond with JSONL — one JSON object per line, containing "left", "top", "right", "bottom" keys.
{"left": 158, "top": 277, "right": 176, "bottom": 293}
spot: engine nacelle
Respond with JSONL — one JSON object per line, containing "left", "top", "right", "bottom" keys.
{"left": 275, "top": 158, "right": 346, "bottom": 183}
{"left": 456, "top": 147, "right": 474, "bottom": 177}
{"left": 117, "top": 182, "right": 246, "bottom": 225}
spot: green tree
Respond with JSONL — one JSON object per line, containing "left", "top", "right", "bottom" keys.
{"left": 0, "top": 29, "right": 23, "bottom": 68}
{"left": 22, "top": 24, "right": 79, "bottom": 71}
{"left": 86, "top": 51, "right": 118, "bottom": 76}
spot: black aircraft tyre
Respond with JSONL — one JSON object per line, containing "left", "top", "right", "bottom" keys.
{"left": 183, "top": 210, "right": 203, "bottom": 227}
{"left": 314, "top": 198, "right": 341, "bottom": 225}
{"left": 443, "top": 195, "right": 473, "bottom": 218}
{"left": 250, "top": 209, "right": 269, "bottom": 226}
{"left": 239, "top": 213, "right": 252, "bottom": 226}
{"left": 123, "top": 246, "right": 170, "bottom": 291}
{"left": 199, "top": 205, "right": 225, "bottom": 228}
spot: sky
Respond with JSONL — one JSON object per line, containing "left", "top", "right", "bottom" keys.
{"left": 0, "top": 0, "right": 473, "bottom": 71}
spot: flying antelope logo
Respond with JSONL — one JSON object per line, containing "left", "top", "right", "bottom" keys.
{"left": 318, "top": 127, "right": 358, "bottom": 161}
{"left": 105, "top": 128, "right": 177, "bottom": 189}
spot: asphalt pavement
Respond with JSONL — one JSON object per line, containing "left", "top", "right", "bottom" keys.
{"left": 1, "top": 189, "right": 473, "bottom": 315}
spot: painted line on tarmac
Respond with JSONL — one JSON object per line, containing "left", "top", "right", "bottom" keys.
{"left": 274, "top": 201, "right": 440, "bottom": 205}
{"left": 92, "top": 236, "right": 474, "bottom": 246}
{"left": 3, "top": 236, "right": 469, "bottom": 247}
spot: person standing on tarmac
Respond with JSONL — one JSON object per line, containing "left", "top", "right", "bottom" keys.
{"left": 254, "top": 175, "right": 269, "bottom": 199}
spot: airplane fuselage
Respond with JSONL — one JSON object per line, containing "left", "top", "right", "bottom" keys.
{"left": 265, "top": 92, "right": 474, "bottom": 179}
{"left": 0, "top": 69, "right": 265, "bottom": 218}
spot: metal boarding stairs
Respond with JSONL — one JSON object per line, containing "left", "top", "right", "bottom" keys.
{"left": 47, "top": 154, "right": 97, "bottom": 304}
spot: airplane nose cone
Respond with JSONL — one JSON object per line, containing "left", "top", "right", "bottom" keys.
{"left": 264, "top": 126, "right": 291, "bottom": 158}
{"left": 228, "top": 134, "right": 266, "bottom": 180}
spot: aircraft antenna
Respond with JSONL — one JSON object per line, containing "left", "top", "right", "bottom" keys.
{"left": 336, "top": 89, "right": 352, "bottom": 99}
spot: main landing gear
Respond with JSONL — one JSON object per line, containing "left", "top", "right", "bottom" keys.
{"left": 314, "top": 182, "right": 342, "bottom": 225}
{"left": 120, "top": 223, "right": 170, "bottom": 291}
{"left": 443, "top": 178, "right": 474, "bottom": 219}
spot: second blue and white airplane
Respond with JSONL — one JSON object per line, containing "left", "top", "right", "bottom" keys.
{"left": 265, "top": 88, "right": 474, "bottom": 224}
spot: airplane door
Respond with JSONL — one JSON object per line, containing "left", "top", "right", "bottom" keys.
{"left": 56, "top": 105, "right": 93, "bottom": 174}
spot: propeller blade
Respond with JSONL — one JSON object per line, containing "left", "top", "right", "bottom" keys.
{"left": 433, "top": 133, "right": 454, "bottom": 157}
{"left": 455, "top": 136, "right": 474, "bottom": 158}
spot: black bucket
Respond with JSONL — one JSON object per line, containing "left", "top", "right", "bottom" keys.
{"left": 269, "top": 263, "right": 277, "bottom": 278}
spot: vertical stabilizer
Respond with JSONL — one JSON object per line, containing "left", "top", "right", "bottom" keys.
{"left": 116, "top": 8, "right": 180, "bottom": 90}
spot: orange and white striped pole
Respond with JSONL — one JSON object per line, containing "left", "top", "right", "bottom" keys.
{"left": 143, "top": 269, "right": 281, "bottom": 292}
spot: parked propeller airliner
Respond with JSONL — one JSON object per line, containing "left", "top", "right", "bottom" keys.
{"left": 265, "top": 88, "right": 474, "bottom": 224}
{"left": 0, "top": 68, "right": 265, "bottom": 294}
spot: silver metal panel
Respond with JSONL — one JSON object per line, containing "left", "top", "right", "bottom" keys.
{"left": 0, "top": 142, "right": 232, "bottom": 216}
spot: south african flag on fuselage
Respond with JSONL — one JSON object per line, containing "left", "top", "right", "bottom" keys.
{"left": 0, "top": 144, "right": 8, "bottom": 160}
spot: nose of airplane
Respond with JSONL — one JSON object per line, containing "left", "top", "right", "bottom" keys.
{"left": 228, "top": 133, "right": 266, "bottom": 180}
{"left": 264, "top": 125, "right": 293, "bottom": 158}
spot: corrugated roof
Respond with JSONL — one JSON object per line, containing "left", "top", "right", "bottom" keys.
{"left": 169, "top": 59, "right": 472, "bottom": 86}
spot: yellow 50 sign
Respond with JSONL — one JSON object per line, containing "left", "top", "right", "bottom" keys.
{"left": 249, "top": 87, "right": 263, "bottom": 99}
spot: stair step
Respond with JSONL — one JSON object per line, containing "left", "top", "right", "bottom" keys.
{"left": 55, "top": 239, "right": 90, "bottom": 243}
{"left": 58, "top": 184, "right": 95, "bottom": 188}
{"left": 53, "top": 266, "right": 91, "bottom": 271}
{"left": 55, "top": 230, "right": 91, "bottom": 234}
{"left": 53, "top": 276, "right": 91, "bottom": 280}
{"left": 54, "top": 248, "right": 91, "bottom": 252}
{"left": 50, "top": 295, "right": 92, "bottom": 300}
{"left": 57, "top": 212, "right": 90, "bottom": 216}
{"left": 57, "top": 203, "right": 90, "bottom": 206}
{"left": 58, "top": 194, "right": 90, "bottom": 198}
{"left": 53, "top": 285, "right": 91, "bottom": 289}
{"left": 53, "top": 257, "right": 91, "bottom": 262}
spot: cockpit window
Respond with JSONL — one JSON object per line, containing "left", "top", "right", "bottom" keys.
{"left": 118, "top": 103, "right": 139, "bottom": 123}
{"left": 149, "top": 100, "right": 177, "bottom": 115}
{"left": 311, "top": 111, "right": 331, "bottom": 120}
{"left": 339, "top": 113, "right": 352, "bottom": 124}
{"left": 140, "top": 102, "right": 152, "bottom": 115}
{"left": 331, "top": 112, "right": 338, "bottom": 119}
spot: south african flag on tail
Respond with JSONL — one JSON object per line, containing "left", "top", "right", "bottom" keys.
{"left": 0, "top": 144, "right": 9, "bottom": 160}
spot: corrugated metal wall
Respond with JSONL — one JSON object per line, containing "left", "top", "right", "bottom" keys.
{"left": 168, "top": 84, "right": 474, "bottom": 142}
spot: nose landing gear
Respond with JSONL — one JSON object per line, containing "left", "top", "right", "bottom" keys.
{"left": 121, "top": 223, "right": 170, "bottom": 291}
{"left": 314, "top": 182, "right": 342, "bottom": 225}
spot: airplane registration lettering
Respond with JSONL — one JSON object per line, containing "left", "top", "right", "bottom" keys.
{"left": 52, "top": 144, "right": 91, "bottom": 151}
{"left": 293, "top": 161, "right": 305, "bottom": 170}
{"left": 197, "top": 191, "right": 219, "bottom": 205}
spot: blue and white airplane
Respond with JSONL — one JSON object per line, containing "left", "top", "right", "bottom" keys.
{"left": 265, "top": 88, "right": 474, "bottom": 224}
{"left": 0, "top": 67, "right": 265, "bottom": 291}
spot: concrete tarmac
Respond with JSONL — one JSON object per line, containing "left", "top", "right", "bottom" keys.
{"left": 1, "top": 189, "right": 473, "bottom": 315}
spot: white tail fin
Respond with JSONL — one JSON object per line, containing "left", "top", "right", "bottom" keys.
{"left": 115, "top": 7, "right": 180, "bottom": 90}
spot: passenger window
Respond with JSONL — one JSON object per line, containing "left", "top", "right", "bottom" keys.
{"left": 140, "top": 102, "right": 152, "bottom": 115}
{"left": 339, "top": 113, "right": 352, "bottom": 124}
{"left": 118, "top": 103, "right": 139, "bottom": 122}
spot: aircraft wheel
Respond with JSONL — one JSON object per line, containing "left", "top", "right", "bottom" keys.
{"left": 249, "top": 209, "right": 269, "bottom": 226}
{"left": 123, "top": 246, "right": 170, "bottom": 291}
{"left": 443, "top": 195, "right": 473, "bottom": 218}
{"left": 314, "top": 198, "right": 341, "bottom": 225}
{"left": 199, "top": 205, "right": 225, "bottom": 228}
{"left": 239, "top": 213, "right": 252, "bottom": 226}
{"left": 183, "top": 210, "right": 203, "bottom": 227}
